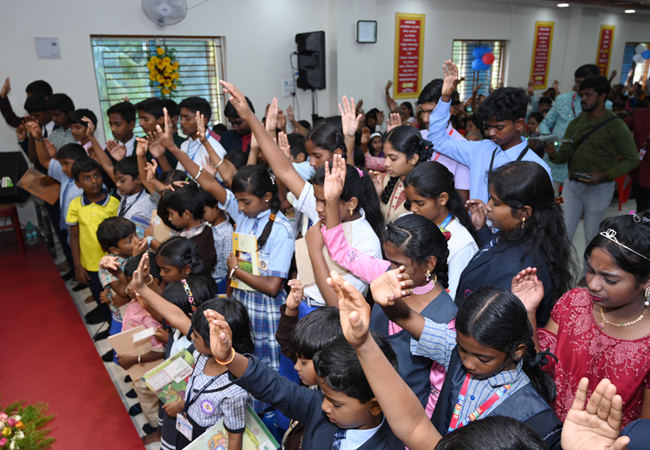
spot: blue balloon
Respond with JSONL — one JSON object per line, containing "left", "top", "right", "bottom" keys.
{"left": 472, "top": 59, "right": 490, "bottom": 71}
{"left": 643, "top": 50, "right": 650, "bottom": 59}
{"left": 472, "top": 47, "right": 488, "bottom": 59}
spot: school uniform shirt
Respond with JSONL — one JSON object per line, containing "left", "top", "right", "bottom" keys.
{"left": 122, "top": 134, "right": 137, "bottom": 157}
{"left": 293, "top": 161, "right": 316, "bottom": 182}
{"left": 422, "top": 125, "right": 471, "bottom": 192}
{"left": 173, "top": 221, "right": 217, "bottom": 278}
{"left": 175, "top": 134, "right": 227, "bottom": 180}
{"left": 444, "top": 219, "right": 478, "bottom": 300}
{"left": 48, "top": 159, "right": 84, "bottom": 230}
{"left": 48, "top": 127, "right": 76, "bottom": 150}
{"left": 231, "top": 355, "right": 405, "bottom": 450}
{"left": 98, "top": 254, "right": 130, "bottom": 320}
{"left": 117, "top": 189, "right": 155, "bottom": 238}
{"left": 428, "top": 99, "right": 552, "bottom": 204}
{"left": 210, "top": 219, "right": 234, "bottom": 282}
{"left": 379, "top": 175, "right": 409, "bottom": 224}
{"left": 66, "top": 190, "right": 119, "bottom": 272}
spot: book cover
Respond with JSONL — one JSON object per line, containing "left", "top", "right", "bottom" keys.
{"left": 143, "top": 349, "right": 196, "bottom": 404}
{"left": 230, "top": 232, "right": 260, "bottom": 292}
{"left": 16, "top": 168, "right": 60, "bottom": 205}
{"left": 185, "top": 404, "right": 279, "bottom": 450}
{"left": 107, "top": 325, "right": 160, "bottom": 379}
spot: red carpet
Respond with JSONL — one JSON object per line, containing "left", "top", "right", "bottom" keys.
{"left": 0, "top": 235, "right": 144, "bottom": 450}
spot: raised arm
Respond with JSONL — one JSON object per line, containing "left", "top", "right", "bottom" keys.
{"left": 25, "top": 121, "right": 52, "bottom": 169}
{"left": 83, "top": 117, "right": 116, "bottom": 183}
{"left": 339, "top": 96, "right": 362, "bottom": 166}
{"left": 136, "top": 138, "right": 156, "bottom": 194}
{"left": 220, "top": 82, "right": 306, "bottom": 197}
{"left": 287, "top": 105, "right": 308, "bottom": 136}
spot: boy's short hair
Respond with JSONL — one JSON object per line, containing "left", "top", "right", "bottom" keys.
{"left": 574, "top": 64, "right": 600, "bottom": 79}
{"left": 224, "top": 151, "right": 248, "bottom": 170}
{"left": 465, "top": 131, "right": 483, "bottom": 141}
{"left": 313, "top": 332, "right": 398, "bottom": 404}
{"left": 114, "top": 156, "right": 140, "bottom": 179}
{"left": 46, "top": 94, "right": 75, "bottom": 113}
{"left": 211, "top": 123, "right": 227, "bottom": 135}
{"left": 107, "top": 101, "right": 137, "bottom": 123}
{"left": 528, "top": 111, "right": 544, "bottom": 124}
{"left": 477, "top": 87, "right": 528, "bottom": 123}
{"left": 135, "top": 98, "right": 165, "bottom": 118}
{"left": 24, "top": 95, "right": 48, "bottom": 113}
{"left": 365, "top": 108, "right": 379, "bottom": 121}
{"left": 57, "top": 143, "right": 87, "bottom": 161}
{"left": 97, "top": 216, "right": 136, "bottom": 250}
{"left": 69, "top": 109, "right": 98, "bottom": 127}
{"left": 200, "top": 188, "right": 219, "bottom": 209}
{"left": 291, "top": 306, "right": 342, "bottom": 359}
{"left": 418, "top": 78, "right": 445, "bottom": 105}
{"left": 224, "top": 96, "right": 255, "bottom": 120}
{"left": 26, "top": 80, "right": 53, "bottom": 97}
{"left": 159, "top": 181, "right": 205, "bottom": 220}
{"left": 580, "top": 75, "right": 611, "bottom": 97}
{"left": 124, "top": 251, "right": 161, "bottom": 280}
{"left": 298, "top": 120, "right": 312, "bottom": 132}
{"left": 161, "top": 99, "right": 179, "bottom": 117}
{"left": 538, "top": 96, "right": 553, "bottom": 106}
{"left": 178, "top": 96, "right": 212, "bottom": 123}
{"left": 71, "top": 157, "right": 102, "bottom": 181}
{"left": 288, "top": 134, "right": 307, "bottom": 159}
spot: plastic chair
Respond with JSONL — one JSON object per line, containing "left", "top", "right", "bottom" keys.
{"left": 615, "top": 175, "right": 632, "bottom": 211}
{"left": 0, "top": 204, "right": 26, "bottom": 254}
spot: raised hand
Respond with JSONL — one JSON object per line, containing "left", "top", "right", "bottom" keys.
{"left": 266, "top": 98, "right": 279, "bottom": 132}
{"left": 205, "top": 309, "right": 234, "bottom": 362}
{"left": 148, "top": 138, "right": 166, "bottom": 159}
{"left": 370, "top": 266, "right": 414, "bottom": 307}
{"left": 385, "top": 80, "right": 393, "bottom": 91}
{"left": 387, "top": 96, "right": 399, "bottom": 114}
{"left": 0, "top": 77, "right": 10, "bottom": 98}
{"left": 99, "top": 255, "right": 120, "bottom": 271}
{"left": 202, "top": 156, "right": 217, "bottom": 176}
{"left": 339, "top": 96, "right": 363, "bottom": 138}
{"left": 323, "top": 155, "right": 347, "bottom": 203}
{"left": 195, "top": 111, "right": 207, "bottom": 142}
{"left": 286, "top": 279, "right": 304, "bottom": 313}
{"left": 106, "top": 140, "right": 127, "bottom": 161}
{"left": 441, "top": 60, "right": 460, "bottom": 102}
{"left": 368, "top": 170, "right": 384, "bottom": 197}
{"left": 144, "top": 160, "right": 159, "bottom": 185}
{"left": 360, "top": 127, "right": 370, "bottom": 146}
{"left": 377, "top": 110, "right": 385, "bottom": 125}
{"left": 81, "top": 117, "right": 96, "bottom": 138}
{"left": 561, "top": 378, "right": 629, "bottom": 450}
{"left": 132, "top": 237, "right": 148, "bottom": 257}
{"left": 152, "top": 107, "right": 175, "bottom": 150}
{"left": 526, "top": 78, "right": 535, "bottom": 96}
{"left": 131, "top": 251, "right": 151, "bottom": 291}
{"left": 25, "top": 121, "right": 42, "bottom": 140}
{"left": 511, "top": 267, "right": 544, "bottom": 315}
{"left": 387, "top": 112, "right": 401, "bottom": 133}
{"left": 328, "top": 271, "right": 372, "bottom": 349}
{"left": 465, "top": 199, "right": 487, "bottom": 231}
{"left": 277, "top": 109, "right": 287, "bottom": 131}
{"left": 44, "top": 139, "right": 57, "bottom": 158}
{"left": 16, "top": 124, "right": 27, "bottom": 141}
{"left": 277, "top": 131, "right": 291, "bottom": 159}
{"left": 135, "top": 137, "right": 149, "bottom": 157}
{"left": 220, "top": 80, "right": 255, "bottom": 121}
{"left": 552, "top": 80, "right": 560, "bottom": 93}
{"left": 286, "top": 104, "right": 295, "bottom": 122}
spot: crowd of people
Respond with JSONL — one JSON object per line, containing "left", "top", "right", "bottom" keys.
{"left": 1, "top": 55, "right": 649, "bottom": 450}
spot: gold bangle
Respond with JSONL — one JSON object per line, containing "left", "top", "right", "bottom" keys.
{"left": 215, "top": 348, "right": 236, "bottom": 365}
{"left": 145, "top": 274, "right": 154, "bottom": 285}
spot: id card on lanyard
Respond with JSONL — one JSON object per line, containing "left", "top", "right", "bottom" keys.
{"left": 176, "top": 362, "right": 219, "bottom": 441}
{"left": 448, "top": 373, "right": 512, "bottom": 432}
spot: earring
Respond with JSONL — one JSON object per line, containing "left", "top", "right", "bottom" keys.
{"left": 441, "top": 202, "right": 446, "bottom": 206}
{"left": 521, "top": 217, "right": 526, "bottom": 229}
{"left": 265, "top": 199, "right": 269, "bottom": 203}
{"left": 349, "top": 208, "right": 354, "bottom": 216}
{"left": 645, "top": 286, "right": 650, "bottom": 307}
{"left": 425, "top": 270, "right": 431, "bottom": 281}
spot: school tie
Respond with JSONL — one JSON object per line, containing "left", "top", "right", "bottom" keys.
{"left": 330, "top": 429, "right": 346, "bottom": 450}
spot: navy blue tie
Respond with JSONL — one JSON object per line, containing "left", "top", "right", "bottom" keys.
{"left": 331, "top": 429, "right": 346, "bottom": 450}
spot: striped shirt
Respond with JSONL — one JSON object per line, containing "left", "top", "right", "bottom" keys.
{"left": 210, "top": 219, "right": 234, "bottom": 281}
{"left": 48, "top": 127, "right": 76, "bottom": 150}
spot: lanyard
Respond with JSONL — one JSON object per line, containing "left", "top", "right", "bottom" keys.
{"left": 182, "top": 360, "right": 220, "bottom": 414}
{"left": 447, "top": 373, "right": 512, "bottom": 432}
{"left": 571, "top": 92, "right": 577, "bottom": 118}
{"left": 119, "top": 190, "right": 144, "bottom": 217}
{"left": 488, "top": 146, "right": 529, "bottom": 174}
{"left": 439, "top": 213, "right": 453, "bottom": 230}
{"left": 433, "top": 152, "right": 440, "bottom": 161}
{"left": 186, "top": 139, "right": 202, "bottom": 162}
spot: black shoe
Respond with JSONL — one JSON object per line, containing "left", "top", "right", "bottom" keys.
{"left": 124, "top": 375, "right": 132, "bottom": 383}
{"left": 84, "top": 307, "right": 103, "bottom": 321}
{"left": 61, "top": 269, "right": 75, "bottom": 281}
{"left": 101, "top": 350, "right": 114, "bottom": 362}
{"left": 129, "top": 403, "right": 142, "bottom": 416}
{"left": 126, "top": 388, "right": 137, "bottom": 399}
{"left": 94, "top": 329, "right": 110, "bottom": 342}
{"left": 72, "top": 283, "right": 89, "bottom": 292}
{"left": 142, "top": 424, "right": 158, "bottom": 435}
{"left": 85, "top": 311, "right": 107, "bottom": 325}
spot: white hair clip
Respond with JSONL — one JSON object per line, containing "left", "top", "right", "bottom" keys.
{"left": 600, "top": 229, "right": 650, "bottom": 262}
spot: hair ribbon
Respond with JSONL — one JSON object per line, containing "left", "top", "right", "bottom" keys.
{"left": 356, "top": 167, "right": 364, "bottom": 178}
{"left": 181, "top": 278, "right": 197, "bottom": 312}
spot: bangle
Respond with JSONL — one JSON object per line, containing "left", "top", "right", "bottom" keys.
{"left": 138, "top": 355, "right": 143, "bottom": 365}
{"left": 215, "top": 348, "right": 236, "bottom": 365}
{"left": 35, "top": 138, "right": 44, "bottom": 142}
{"left": 215, "top": 159, "right": 224, "bottom": 171}
{"left": 194, "top": 166, "right": 203, "bottom": 180}
{"left": 145, "top": 274, "right": 154, "bottom": 285}
{"left": 229, "top": 265, "right": 239, "bottom": 279}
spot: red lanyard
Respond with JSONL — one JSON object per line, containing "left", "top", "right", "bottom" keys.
{"left": 433, "top": 128, "right": 454, "bottom": 161}
{"left": 571, "top": 93, "right": 577, "bottom": 118}
{"left": 447, "top": 373, "right": 512, "bottom": 432}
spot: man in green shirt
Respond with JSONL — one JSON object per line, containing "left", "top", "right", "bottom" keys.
{"left": 546, "top": 75, "right": 639, "bottom": 274}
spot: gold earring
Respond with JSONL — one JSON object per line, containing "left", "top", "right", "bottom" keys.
{"left": 349, "top": 208, "right": 354, "bottom": 216}
{"left": 521, "top": 217, "right": 526, "bottom": 229}
{"left": 425, "top": 270, "right": 431, "bottom": 281}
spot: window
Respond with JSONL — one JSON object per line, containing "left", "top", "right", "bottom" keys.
{"left": 452, "top": 40, "right": 506, "bottom": 102}
{"left": 91, "top": 35, "right": 225, "bottom": 138}
{"left": 620, "top": 42, "right": 650, "bottom": 87}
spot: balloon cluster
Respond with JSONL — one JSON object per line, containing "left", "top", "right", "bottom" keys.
{"left": 471, "top": 47, "right": 495, "bottom": 71}
{"left": 633, "top": 44, "right": 650, "bottom": 64}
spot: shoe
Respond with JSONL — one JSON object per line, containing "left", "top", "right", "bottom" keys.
{"left": 142, "top": 424, "right": 158, "bottom": 435}
{"left": 124, "top": 375, "right": 132, "bottom": 383}
{"left": 85, "top": 313, "right": 107, "bottom": 325}
{"left": 129, "top": 403, "right": 142, "bottom": 416}
{"left": 101, "top": 350, "right": 114, "bottom": 362}
{"left": 84, "top": 308, "right": 103, "bottom": 321}
{"left": 61, "top": 269, "right": 74, "bottom": 281}
{"left": 126, "top": 388, "right": 137, "bottom": 399}
{"left": 57, "top": 261, "right": 70, "bottom": 272}
{"left": 72, "top": 283, "right": 89, "bottom": 292}
{"left": 94, "top": 329, "right": 110, "bottom": 342}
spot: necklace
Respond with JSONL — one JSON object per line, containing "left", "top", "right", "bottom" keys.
{"left": 413, "top": 280, "right": 435, "bottom": 295}
{"left": 599, "top": 306, "right": 648, "bottom": 328}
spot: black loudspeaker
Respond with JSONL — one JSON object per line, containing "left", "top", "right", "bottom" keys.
{"left": 0, "top": 152, "right": 30, "bottom": 204}
{"left": 296, "top": 31, "right": 326, "bottom": 90}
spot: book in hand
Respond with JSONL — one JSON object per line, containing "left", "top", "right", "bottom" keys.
{"left": 185, "top": 404, "right": 279, "bottom": 450}
{"left": 107, "top": 325, "right": 160, "bottom": 380}
{"left": 230, "top": 232, "right": 260, "bottom": 292}
{"left": 144, "top": 349, "right": 195, "bottom": 404}
{"left": 16, "top": 168, "right": 60, "bottom": 205}
{"left": 295, "top": 225, "right": 351, "bottom": 289}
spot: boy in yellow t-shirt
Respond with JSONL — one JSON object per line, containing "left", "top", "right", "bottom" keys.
{"left": 66, "top": 157, "right": 119, "bottom": 324}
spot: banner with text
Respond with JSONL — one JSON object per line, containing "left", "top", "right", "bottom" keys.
{"left": 530, "top": 21, "right": 554, "bottom": 90}
{"left": 393, "top": 13, "right": 425, "bottom": 99}
{"left": 596, "top": 25, "right": 616, "bottom": 76}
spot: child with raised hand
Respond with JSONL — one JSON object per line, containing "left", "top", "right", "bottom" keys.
{"left": 200, "top": 189, "right": 233, "bottom": 295}
{"left": 204, "top": 303, "right": 406, "bottom": 450}
{"left": 130, "top": 254, "right": 252, "bottom": 450}
{"left": 512, "top": 210, "right": 650, "bottom": 428}
{"left": 403, "top": 161, "right": 478, "bottom": 298}
{"left": 329, "top": 270, "right": 629, "bottom": 450}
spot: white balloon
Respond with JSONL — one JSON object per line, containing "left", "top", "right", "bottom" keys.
{"left": 635, "top": 44, "right": 647, "bottom": 54}
{"left": 633, "top": 53, "right": 645, "bottom": 63}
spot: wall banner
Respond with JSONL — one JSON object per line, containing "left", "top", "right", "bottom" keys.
{"left": 393, "top": 13, "right": 425, "bottom": 99}
{"left": 530, "top": 21, "right": 554, "bottom": 90}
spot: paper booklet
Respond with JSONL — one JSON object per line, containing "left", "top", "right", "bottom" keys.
{"left": 185, "top": 404, "right": 279, "bottom": 450}
{"left": 107, "top": 325, "right": 160, "bottom": 380}
{"left": 295, "top": 224, "right": 351, "bottom": 289}
{"left": 16, "top": 168, "right": 60, "bottom": 205}
{"left": 230, "top": 232, "right": 260, "bottom": 292}
{"left": 143, "top": 348, "right": 195, "bottom": 404}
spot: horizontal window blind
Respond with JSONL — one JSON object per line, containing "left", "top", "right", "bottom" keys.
{"left": 91, "top": 36, "right": 225, "bottom": 138}
{"left": 452, "top": 40, "right": 505, "bottom": 103}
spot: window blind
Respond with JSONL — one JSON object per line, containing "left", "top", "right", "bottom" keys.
{"left": 452, "top": 40, "right": 505, "bottom": 103}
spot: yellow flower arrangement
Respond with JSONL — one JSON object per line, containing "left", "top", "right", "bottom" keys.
{"left": 147, "top": 46, "right": 180, "bottom": 98}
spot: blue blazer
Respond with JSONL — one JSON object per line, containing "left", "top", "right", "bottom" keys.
{"left": 231, "top": 355, "right": 405, "bottom": 450}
